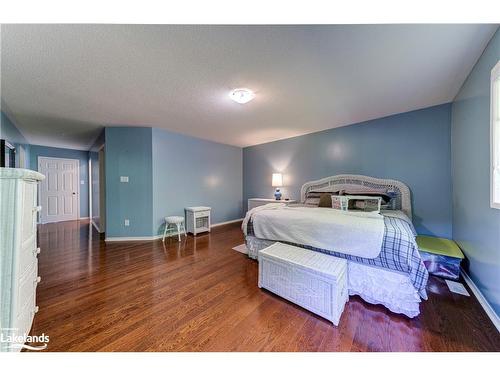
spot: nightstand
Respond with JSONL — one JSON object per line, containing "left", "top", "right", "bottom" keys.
{"left": 248, "top": 198, "right": 297, "bottom": 210}
{"left": 185, "top": 206, "right": 211, "bottom": 235}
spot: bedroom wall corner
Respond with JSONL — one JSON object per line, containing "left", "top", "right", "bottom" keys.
{"left": 451, "top": 28, "right": 500, "bottom": 316}
{"left": 151, "top": 127, "right": 243, "bottom": 236}
{"left": 104, "top": 127, "right": 154, "bottom": 238}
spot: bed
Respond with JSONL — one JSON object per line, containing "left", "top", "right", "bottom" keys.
{"left": 242, "top": 174, "right": 429, "bottom": 318}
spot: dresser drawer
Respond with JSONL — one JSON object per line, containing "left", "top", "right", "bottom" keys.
{"left": 11, "top": 291, "right": 36, "bottom": 345}
{"left": 194, "top": 210, "right": 210, "bottom": 218}
{"left": 20, "top": 181, "right": 38, "bottom": 245}
{"left": 18, "top": 240, "right": 38, "bottom": 279}
{"left": 15, "top": 260, "right": 39, "bottom": 318}
{"left": 17, "top": 180, "right": 39, "bottom": 279}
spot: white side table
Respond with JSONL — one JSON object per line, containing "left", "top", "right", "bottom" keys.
{"left": 248, "top": 198, "right": 297, "bottom": 210}
{"left": 185, "top": 206, "right": 211, "bottom": 235}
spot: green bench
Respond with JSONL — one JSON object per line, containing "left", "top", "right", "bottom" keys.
{"left": 416, "top": 235, "right": 464, "bottom": 280}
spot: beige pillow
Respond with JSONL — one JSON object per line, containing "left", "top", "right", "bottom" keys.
{"left": 318, "top": 193, "right": 333, "bottom": 208}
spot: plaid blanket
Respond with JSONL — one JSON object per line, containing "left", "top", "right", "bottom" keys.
{"left": 246, "top": 215, "right": 428, "bottom": 299}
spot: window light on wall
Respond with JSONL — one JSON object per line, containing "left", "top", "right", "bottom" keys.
{"left": 491, "top": 60, "right": 500, "bottom": 209}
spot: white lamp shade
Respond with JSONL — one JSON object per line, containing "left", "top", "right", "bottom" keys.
{"left": 272, "top": 173, "right": 283, "bottom": 187}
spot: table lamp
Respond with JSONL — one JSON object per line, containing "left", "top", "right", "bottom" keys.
{"left": 272, "top": 173, "right": 283, "bottom": 200}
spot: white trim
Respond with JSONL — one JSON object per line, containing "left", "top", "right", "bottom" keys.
{"left": 38, "top": 156, "right": 81, "bottom": 223}
{"left": 105, "top": 218, "right": 244, "bottom": 242}
{"left": 105, "top": 235, "right": 163, "bottom": 242}
{"left": 461, "top": 267, "right": 500, "bottom": 332}
{"left": 491, "top": 60, "right": 500, "bottom": 209}
{"left": 88, "top": 157, "right": 92, "bottom": 221}
{"left": 211, "top": 218, "right": 243, "bottom": 227}
{"left": 38, "top": 216, "right": 89, "bottom": 225}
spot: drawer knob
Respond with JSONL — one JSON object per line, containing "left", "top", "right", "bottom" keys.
{"left": 34, "top": 306, "right": 39, "bottom": 313}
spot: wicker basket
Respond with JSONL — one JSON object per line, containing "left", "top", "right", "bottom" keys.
{"left": 331, "top": 195, "right": 382, "bottom": 213}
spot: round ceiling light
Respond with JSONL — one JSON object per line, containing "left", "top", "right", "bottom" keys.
{"left": 229, "top": 88, "right": 255, "bottom": 104}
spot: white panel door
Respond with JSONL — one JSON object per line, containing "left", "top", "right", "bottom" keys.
{"left": 38, "top": 157, "right": 79, "bottom": 223}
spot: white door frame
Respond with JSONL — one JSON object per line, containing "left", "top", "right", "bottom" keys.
{"left": 38, "top": 156, "right": 80, "bottom": 223}
{"left": 98, "top": 145, "right": 105, "bottom": 233}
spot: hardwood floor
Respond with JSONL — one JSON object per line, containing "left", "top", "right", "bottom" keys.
{"left": 31, "top": 219, "right": 500, "bottom": 352}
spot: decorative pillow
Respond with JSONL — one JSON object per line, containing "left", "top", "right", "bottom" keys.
{"left": 305, "top": 190, "right": 342, "bottom": 207}
{"left": 318, "top": 193, "right": 334, "bottom": 208}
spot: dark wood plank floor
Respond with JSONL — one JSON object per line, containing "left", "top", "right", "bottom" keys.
{"left": 30, "top": 219, "right": 500, "bottom": 352}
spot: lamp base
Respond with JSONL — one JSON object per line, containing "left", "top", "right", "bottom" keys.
{"left": 274, "top": 188, "right": 282, "bottom": 200}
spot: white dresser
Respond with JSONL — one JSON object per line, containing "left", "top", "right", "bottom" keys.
{"left": 0, "top": 168, "right": 45, "bottom": 352}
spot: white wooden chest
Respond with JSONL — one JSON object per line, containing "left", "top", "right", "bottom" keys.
{"left": 258, "top": 242, "right": 348, "bottom": 325}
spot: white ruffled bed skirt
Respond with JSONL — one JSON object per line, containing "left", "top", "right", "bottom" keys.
{"left": 246, "top": 236, "right": 422, "bottom": 318}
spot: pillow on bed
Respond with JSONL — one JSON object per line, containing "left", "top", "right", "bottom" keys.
{"left": 306, "top": 190, "right": 342, "bottom": 198}
{"left": 305, "top": 190, "right": 342, "bottom": 207}
{"left": 318, "top": 193, "right": 334, "bottom": 207}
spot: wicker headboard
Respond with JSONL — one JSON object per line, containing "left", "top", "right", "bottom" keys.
{"left": 300, "top": 174, "right": 412, "bottom": 218}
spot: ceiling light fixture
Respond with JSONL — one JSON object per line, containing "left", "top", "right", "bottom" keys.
{"left": 229, "top": 88, "right": 255, "bottom": 104}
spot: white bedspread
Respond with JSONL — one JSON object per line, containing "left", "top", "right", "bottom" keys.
{"left": 242, "top": 205, "right": 385, "bottom": 259}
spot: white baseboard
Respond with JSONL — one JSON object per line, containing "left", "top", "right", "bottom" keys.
{"left": 105, "top": 218, "right": 244, "bottom": 242}
{"left": 211, "top": 218, "right": 243, "bottom": 227}
{"left": 105, "top": 235, "right": 163, "bottom": 242}
{"left": 39, "top": 216, "right": 89, "bottom": 224}
{"left": 461, "top": 267, "right": 500, "bottom": 332}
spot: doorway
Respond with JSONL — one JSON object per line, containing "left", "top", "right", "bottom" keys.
{"left": 38, "top": 156, "right": 80, "bottom": 223}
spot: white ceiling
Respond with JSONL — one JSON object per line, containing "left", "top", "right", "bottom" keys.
{"left": 1, "top": 24, "right": 498, "bottom": 150}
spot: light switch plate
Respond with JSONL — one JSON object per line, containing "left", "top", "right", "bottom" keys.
{"left": 81, "top": 180, "right": 85, "bottom": 185}
{"left": 120, "top": 176, "right": 129, "bottom": 183}
{"left": 124, "top": 219, "right": 130, "bottom": 226}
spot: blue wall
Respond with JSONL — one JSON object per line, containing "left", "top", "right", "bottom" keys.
{"left": 243, "top": 103, "right": 452, "bottom": 238}
{"left": 451, "top": 29, "right": 500, "bottom": 315}
{"left": 29, "top": 145, "right": 90, "bottom": 218}
{"left": 105, "top": 127, "right": 153, "bottom": 238}
{"left": 0, "top": 111, "right": 30, "bottom": 169}
{"left": 152, "top": 128, "right": 243, "bottom": 235}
